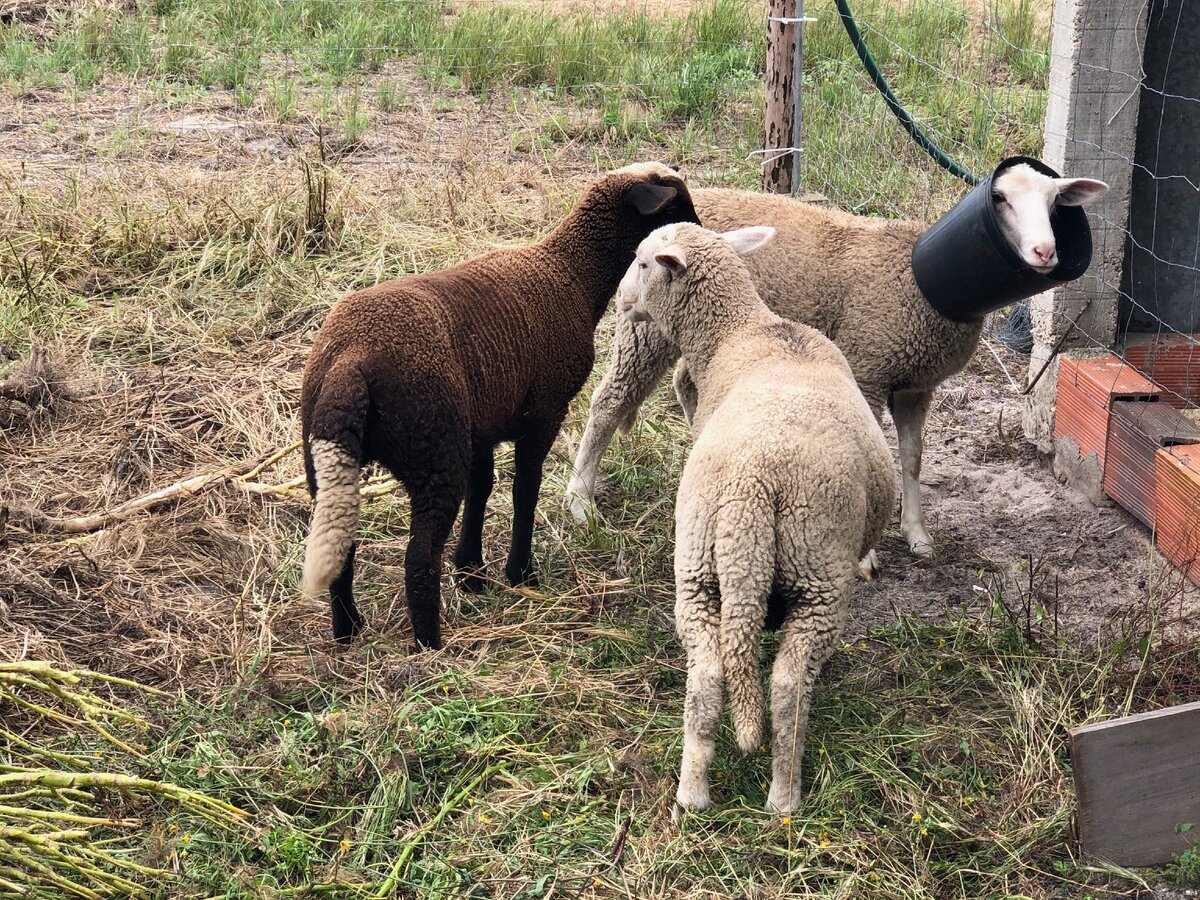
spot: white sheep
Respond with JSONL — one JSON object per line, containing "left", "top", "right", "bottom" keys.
{"left": 616, "top": 222, "right": 894, "bottom": 816}
{"left": 568, "top": 164, "right": 1109, "bottom": 559}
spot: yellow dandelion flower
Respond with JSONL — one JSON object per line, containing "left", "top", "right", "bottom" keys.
{"left": 938, "top": 638, "right": 946, "bottom": 647}
{"left": 920, "top": 828, "right": 929, "bottom": 837}
{"left": 593, "top": 878, "right": 602, "bottom": 888}
{"left": 167, "top": 824, "right": 179, "bottom": 834}
{"left": 542, "top": 811, "right": 550, "bottom": 820}
{"left": 181, "top": 834, "right": 191, "bottom": 845}
{"left": 935, "top": 664, "right": 943, "bottom": 671}
{"left": 479, "top": 814, "right": 493, "bottom": 825}
{"left": 817, "top": 748, "right": 825, "bottom": 756}
{"left": 781, "top": 816, "right": 791, "bottom": 826}
{"left": 339, "top": 838, "right": 352, "bottom": 854}
{"left": 180, "top": 849, "right": 189, "bottom": 859}
{"left": 575, "top": 815, "right": 584, "bottom": 823}
{"left": 820, "top": 840, "right": 830, "bottom": 848}
{"left": 868, "top": 872, "right": 878, "bottom": 881}
{"left": 962, "top": 795, "right": 975, "bottom": 805}
{"left": 910, "top": 813, "right": 922, "bottom": 824}
{"left": 858, "top": 642, "right": 869, "bottom": 651}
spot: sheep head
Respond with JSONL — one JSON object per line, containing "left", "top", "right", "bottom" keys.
{"left": 618, "top": 223, "right": 775, "bottom": 329}
{"left": 572, "top": 162, "right": 701, "bottom": 255}
{"left": 991, "top": 164, "right": 1108, "bottom": 273}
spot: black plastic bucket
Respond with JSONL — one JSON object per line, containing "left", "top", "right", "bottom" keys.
{"left": 911, "top": 156, "right": 1094, "bottom": 323}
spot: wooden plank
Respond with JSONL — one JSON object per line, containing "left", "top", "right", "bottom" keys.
{"left": 1070, "top": 701, "right": 1200, "bottom": 866}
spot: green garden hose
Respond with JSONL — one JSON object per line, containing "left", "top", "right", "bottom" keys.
{"left": 834, "top": 0, "right": 981, "bottom": 185}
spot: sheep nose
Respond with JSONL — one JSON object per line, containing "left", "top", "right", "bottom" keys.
{"left": 1031, "top": 242, "right": 1057, "bottom": 266}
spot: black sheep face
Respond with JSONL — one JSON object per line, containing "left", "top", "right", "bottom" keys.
{"left": 622, "top": 177, "right": 701, "bottom": 245}
{"left": 593, "top": 162, "right": 701, "bottom": 252}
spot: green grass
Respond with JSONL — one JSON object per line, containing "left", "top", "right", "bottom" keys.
{"left": 1167, "top": 842, "right": 1200, "bottom": 888}
{"left": 0, "top": 0, "right": 1049, "bottom": 211}
{"left": 6, "top": 602, "right": 1182, "bottom": 897}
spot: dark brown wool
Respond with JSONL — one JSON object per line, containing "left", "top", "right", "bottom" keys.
{"left": 299, "top": 163, "right": 699, "bottom": 648}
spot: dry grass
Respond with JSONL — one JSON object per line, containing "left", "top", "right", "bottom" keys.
{"left": 0, "top": 148, "right": 1184, "bottom": 900}
{"left": 0, "top": 0, "right": 1192, "bottom": 895}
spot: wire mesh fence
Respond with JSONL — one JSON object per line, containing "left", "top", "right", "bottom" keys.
{"left": 1029, "top": 0, "right": 1200, "bottom": 584}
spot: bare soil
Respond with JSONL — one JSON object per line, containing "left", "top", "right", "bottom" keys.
{"left": 857, "top": 344, "right": 1200, "bottom": 648}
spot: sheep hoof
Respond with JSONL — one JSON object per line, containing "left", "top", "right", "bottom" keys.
{"left": 901, "top": 520, "right": 935, "bottom": 559}
{"left": 331, "top": 605, "right": 365, "bottom": 644}
{"left": 857, "top": 550, "right": 881, "bottom": 581}
{"left": 455, "top": 569, "right": 488, "bottom": 594}
{"left": 672, "top": 790, "right": 710, "bottom": 825}
{"left": 565, "top": 490, "right": 595, "bottom": 525}
{"left": 764, "top": 791, "right": 800, "bottom": 816}
{"left": 505, "top": 560, "right": 538, "bottom": 587}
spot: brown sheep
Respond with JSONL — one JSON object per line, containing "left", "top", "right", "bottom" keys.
{"left": 299, "top": 162, "right": 700, "bottom": 649}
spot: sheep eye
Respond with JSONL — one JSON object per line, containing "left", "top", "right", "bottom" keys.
{"left": 992, "top": 192, "right": 1007, "bottom": 205}
{"left": 639, "top": 262, "right": 648, "bottom": 270}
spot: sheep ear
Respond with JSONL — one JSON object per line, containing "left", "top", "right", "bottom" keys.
{"left": 1055, "top": 178, "right": 1109, "bottom": 207}
{"left": 626, "top": 182, "right": 678, "bottom": 216}
{"left": 654, "top": 245, "right": 688, "bottom": 275}
{"left": 721, "top": 226, "right": 776, "bottom": 257}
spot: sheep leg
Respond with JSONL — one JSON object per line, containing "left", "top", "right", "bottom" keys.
{"left": 858, "top": 549, "right": 881, "bottom": 581}
{"left": 453, "top": 445, "right": 496, "bottom": 593}
{"left": 405, "top": 480, "right": 465, "bottom": 651}
{"left": 890, "top": 389, "right": 934, "bottom": 558}
{"left": 674, "top": 583, "right": 723, "bottom": 820}
{"left": 766, "top": 593, "right": 849, "bottom": 814}
{"left": 565, "top": 318, "right": 678, "bottom": 523}
{"left": 505, "top": 425, "right": 559, "bottom": 587}
{"left": 671, "top": 360, "right": 699, "bottom": 428}
{"left": 329, "top": 542, "right": 364, "bottom": 641}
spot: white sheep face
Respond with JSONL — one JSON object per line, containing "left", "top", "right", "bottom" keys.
{"left": 991, "top": 163, "right": 1109, "bottom": 273}
{"left": 617, "top": 224, "right": 776, "bottom": 324}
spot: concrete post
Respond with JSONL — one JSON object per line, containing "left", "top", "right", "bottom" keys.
{"left": 1023, "top": 0, "right": 1147, "bottom": 454}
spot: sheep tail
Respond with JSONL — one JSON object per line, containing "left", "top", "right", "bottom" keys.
{"left": 716, "top": 500, "right": 774, "bottom": 754}
{"left": 301, "top": 364, "right": 368, "bottom": 601}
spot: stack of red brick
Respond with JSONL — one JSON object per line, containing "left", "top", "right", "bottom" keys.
{"left": 1054, "top": 335, "right": 1200, "bottom": 583}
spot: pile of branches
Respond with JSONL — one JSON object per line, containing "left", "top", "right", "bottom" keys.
{"left": 0, "top": 661, "right": 249, "bottom": 898}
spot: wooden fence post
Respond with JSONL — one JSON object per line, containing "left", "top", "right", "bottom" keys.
{"left": 763, "top": 0, "right": 799, "bottom": 194}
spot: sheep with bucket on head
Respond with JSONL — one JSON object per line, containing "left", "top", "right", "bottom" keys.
{"left": 568, "top": 160, "right": 1108, "bottom": 562}
{"left": 617, "top": 221, "right": 894, "bottom": 816}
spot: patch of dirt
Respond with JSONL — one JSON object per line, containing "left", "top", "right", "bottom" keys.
{"left": 0, "top": 56, "right": 677, "bottom": 206}
{"left": 852, "top": 341, "right": 1200, "bottom": 647}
